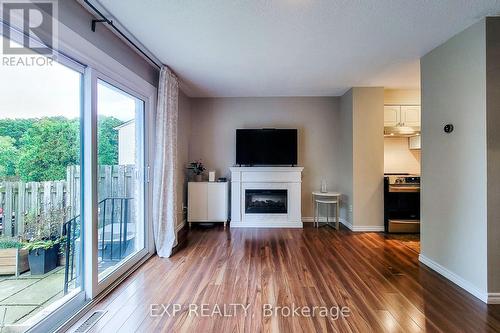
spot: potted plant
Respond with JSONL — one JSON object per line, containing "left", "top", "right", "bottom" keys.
{"left": 188, "top": 160, "right": 206, "bottom": 182}
{"left": 0, "top": 237, "right": 29, "bottom": 276}
{"left": 24, "top": 239, "right": 60, "bottom": 275}
{"left": 22, "top": 206, "right": 64, "bottom": 275}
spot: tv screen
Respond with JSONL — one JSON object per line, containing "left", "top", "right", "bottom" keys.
{"left": 236, "top": 129, "right": 298, "bottom": 165}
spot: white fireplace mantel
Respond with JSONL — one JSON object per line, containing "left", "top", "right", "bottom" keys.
{"left": 229, "top": 167, "right": 304, "bottom": 228}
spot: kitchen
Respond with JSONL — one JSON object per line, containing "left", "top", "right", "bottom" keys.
{"left": 383, "top": 89, "right": 421, "bottom": 244}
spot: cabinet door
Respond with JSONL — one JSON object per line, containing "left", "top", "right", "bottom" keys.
{"left": 207, "top": 183, "right": 227, "bottom": 222}
{"left": 401, "top": 106, "right": 421, "bottom": 127}
{"left": 384, "top": 106, "right": 401, "bottom": 126}
{"left": 188, "top": 183, "right": 208, "bottom": 221}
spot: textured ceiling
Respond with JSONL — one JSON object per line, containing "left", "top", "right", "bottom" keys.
{"left": 98, "top": 0, "right": 500, "bottom": 97}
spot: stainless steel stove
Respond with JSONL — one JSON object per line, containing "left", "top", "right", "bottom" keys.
{"left": 384, "top": 174, "right": 420, "bottom": 233}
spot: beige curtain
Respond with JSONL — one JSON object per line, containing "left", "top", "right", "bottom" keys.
{"left": 152, "top": 66, "right": 178, "bottom": 257}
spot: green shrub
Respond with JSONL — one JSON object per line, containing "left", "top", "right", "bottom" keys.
{"left": 23, "top": 239, "right": 59, "bottom": 252}
{"left": 0, "top": 238, "right": 23, "bottom": 249}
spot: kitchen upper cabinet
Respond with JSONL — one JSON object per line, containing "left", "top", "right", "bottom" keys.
{"left": 384, "top": 105, "right": 401, "bottom": 126}
{"left": 400, "top": 106, "right": 421, "bottom": 127}
{"left": 384, "top": 105, "right": 421, "bottom": 127}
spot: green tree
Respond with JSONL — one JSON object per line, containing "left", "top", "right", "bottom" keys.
{"left": 0, "top": 136, "right": 19, "bottom": 179}
{"left": 98, "top": 116, "right": 123, "bottom": 165}
{"left": 0, "top": 119, "right": 35, "bottom": 148}
{"left": 17, "top": 118, "right": 79, "bottom": 181}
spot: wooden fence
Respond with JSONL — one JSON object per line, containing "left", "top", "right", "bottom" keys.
{"left": 0, "top": 165, "right": 136, "bottom": 237}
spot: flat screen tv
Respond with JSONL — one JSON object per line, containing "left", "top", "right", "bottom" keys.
{"left": 236, "top": 129, "right": 298, "bottom": 166}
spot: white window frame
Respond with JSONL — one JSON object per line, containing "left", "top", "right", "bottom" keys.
{"left": 92, "top": 71, "right": 150, "bottom": 294}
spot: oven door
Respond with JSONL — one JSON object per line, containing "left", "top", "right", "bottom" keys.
{"left": 384, "top": 179, "right": 420, "bottom": 232}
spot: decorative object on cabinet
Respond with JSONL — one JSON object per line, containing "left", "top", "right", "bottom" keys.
{"left": 209, "top": 171, "right": 216, "bottom": 182}
{"left": 187, "top": 160, "right": 206, "bottom": 182}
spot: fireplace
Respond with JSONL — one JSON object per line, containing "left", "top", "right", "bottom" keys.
{"left": 245, "top": 189, "right": 287, "bottom": 214}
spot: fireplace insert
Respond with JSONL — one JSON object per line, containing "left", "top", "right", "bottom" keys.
{"left": 245, "top": 189, "right": 287, "bottom": 214}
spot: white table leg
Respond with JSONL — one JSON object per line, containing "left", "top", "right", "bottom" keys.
{"left": 336, "top": 197, "right": 340, "bottom": 230}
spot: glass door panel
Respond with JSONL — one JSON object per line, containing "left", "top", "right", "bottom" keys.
{"left": 0, "top": 35, "right": 84, "bottom": 332}
{"left": 96, "top": 80, "right": 145, "bottom": 281}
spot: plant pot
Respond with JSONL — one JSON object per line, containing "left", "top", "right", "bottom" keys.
{"left": 195, "top": 174, "right": 203, "bottom": 182}
{"left": 0, "top": 248, "right": 29, "bottom": 276}
{"left": 28, "top": 244, "right": 59, "bottom": 275}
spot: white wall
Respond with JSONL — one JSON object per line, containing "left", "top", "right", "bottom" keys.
{"left": 117, "top": 121, "right": 136, "bottom": 165}
{"left": 421, "top": 19, "right": 488, "bottom": 297}
{"left": 384, "top": 137, "right": 421, "bottom": 174}
{"left": 188, "top": 97, "right": 340, "bottom": 218}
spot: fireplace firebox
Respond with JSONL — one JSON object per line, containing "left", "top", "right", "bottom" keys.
{"left": 245, "top": 189, "right": 287, "bottom": 214}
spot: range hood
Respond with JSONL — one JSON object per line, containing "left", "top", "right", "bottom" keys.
{"left": 384, "top": 125, "right": 420, "bottom": 137}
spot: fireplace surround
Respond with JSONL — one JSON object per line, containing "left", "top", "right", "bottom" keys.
{"left": 230, "top": 167, "right": 303, "bottom": 228}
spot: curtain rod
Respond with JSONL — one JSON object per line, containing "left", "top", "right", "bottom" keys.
{"left": 83, "top": 0, "right": 162, "bottom": 69}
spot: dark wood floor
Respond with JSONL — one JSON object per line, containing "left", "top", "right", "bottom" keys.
{"left": 70, "top": 226, "right": 500, "bottom": 332}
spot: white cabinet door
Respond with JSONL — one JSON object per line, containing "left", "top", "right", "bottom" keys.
{"left": 207, "top": 183, "right": 227, "bottom": 222}
{"left": 188, "top": 183, "right": 208, "bottom": 221}
{"left": 401, "top": 106, "right": 421, "bottom": 127}
{"left": 384, "top": 106, "right": 401, "bottom": 126}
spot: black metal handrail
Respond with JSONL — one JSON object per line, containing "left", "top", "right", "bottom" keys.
{"left": 62, "top": 215, "right": 80, "bottom": 294}
{"left": 98, "top": 197, "right": 133, "bottom": 262}
{"left": 62, "top": 197, "right": 133, "bottom": 295}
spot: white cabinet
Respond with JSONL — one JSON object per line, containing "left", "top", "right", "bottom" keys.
{"left": 409, "top": 135, "right": 421, "bottom": 150}
{"left": 401, "top": 106, "right": 421, "bottom": 127}
{"left": 384, "top": 105, "right": 421, "bottom": 127}
{"left": 384, "top": 105, "right": 401, "bottom": 126}
{"left": 188, "top": 182, "right": 228, "bottom": 227}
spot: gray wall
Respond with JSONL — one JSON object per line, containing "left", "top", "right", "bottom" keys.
{"left": 335, "top": 88, "right": 384, "bottom": 229}
{"left": 336, "top": 90, "right": 354, "bottom": 224}
{"left": 486, "top": 17, "right": 500, "bottom": 294}
{"left": 352, "top": 87, "right": 385, "bottom": 228}
{"left": 189, "top": 97, "right": 340, "bottom": 218}
{"left": 421, "top": 19, "right": 488, "bottom": 294}
{"left": 177, "top": 91, "right": 192, "bottom": 228}
{"left": 34, "top": 1, "right": 159, "bottom": 86}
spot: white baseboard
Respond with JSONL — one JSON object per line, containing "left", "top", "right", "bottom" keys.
{"left": 419, "top": 254, "right": 489, "bottom": 303}
{"left": 302, "top": 217, "right": 384, "bottom": 232}
{"left": 487, "top": 293, "right": 500, "bottom": 304}
{"left": 175, "top": 220, "right": 186, "bottom": 233}
{"left": 230, "top": 221, "right": 303, "bottom": 228}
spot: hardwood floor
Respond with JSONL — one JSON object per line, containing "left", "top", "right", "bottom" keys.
{"left": 69, "top": 226, "right": 500, "bottom": 332}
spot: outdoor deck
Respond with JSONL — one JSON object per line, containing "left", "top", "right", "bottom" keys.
{"left": 0, "top": 267, "right": 66, "bottom": 326}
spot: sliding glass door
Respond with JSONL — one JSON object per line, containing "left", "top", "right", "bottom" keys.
{"left": 1, "top": 18, "right": 155, "bottom": 331}
{"left": 96, "top": 79, "right": 146, "bottom": 283}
